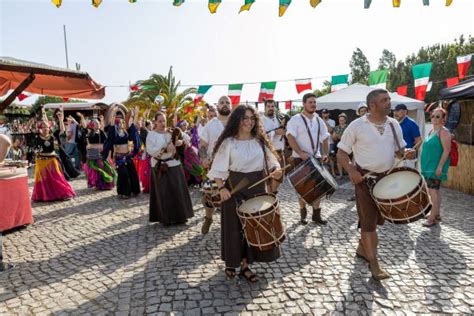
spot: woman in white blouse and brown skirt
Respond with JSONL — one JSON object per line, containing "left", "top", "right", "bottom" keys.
{"left": 146, "top": 112, "right": 194, "bottom": 225}
{"left": 208, "top": 105, "right": 283, "bottom": 282}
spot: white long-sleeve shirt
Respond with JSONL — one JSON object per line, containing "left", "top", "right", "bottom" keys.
{"left": 146, "top": 131, "right": 181, "bottom": 167}
{"left": 208, "top": 138, "right": 280, "bottom": 180}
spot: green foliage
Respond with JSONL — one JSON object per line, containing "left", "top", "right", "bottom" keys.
{"left": 382, "top": 35, "right": 474, "bottom": 102}
{"left": 313, "top": 80, "right": 332, "bottom": 98}
{"left": 30, "top": 96, "right": 85, "bottom": 115}
{"left": 349, "top": 48, "right": 370, "bottom": 85}
{"left": 124, "top": 66, "right": 196, "bottom": 124}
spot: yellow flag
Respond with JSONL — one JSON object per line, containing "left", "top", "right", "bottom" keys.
{"left": 92, "top": 0, "right": 102, "bottom": 8}
{"left": 393, "top": 0, "right": 401, "bottom": 7}
{"left": 446, "top": 0, "right": 453, "bottom": 6}
{"left": 239, "top": 0, "right": 255, "bottom": 13}
{"left": 51, "top": 0, "right": 62, "bottom": 8}
{"left": 310, "top": 0, "right": 321, "bottom": 8}
{"left": 208, "top": 0, "right": 221, "bottom": 14}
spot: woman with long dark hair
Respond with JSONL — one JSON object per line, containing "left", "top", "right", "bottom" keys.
{"left": 208, "top": 104, "right": 283, "bottom": 282}
{"left": 146, "top": 112, "right": 194, "bottom": 225}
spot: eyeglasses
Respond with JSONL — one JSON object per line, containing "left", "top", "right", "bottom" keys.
{"left": 431, "top": 115, "right": 442, "bottom": 119}
{"left": 242, "top": 116, "right": 256, "bottom": 122}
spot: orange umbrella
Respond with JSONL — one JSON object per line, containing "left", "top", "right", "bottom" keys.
{"left": 0, "top": 57, "right": 105, "bottom": 111}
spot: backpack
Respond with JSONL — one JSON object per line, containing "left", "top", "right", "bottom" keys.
{"left": 449, "top": 137, "right": 459, "bottom": 167}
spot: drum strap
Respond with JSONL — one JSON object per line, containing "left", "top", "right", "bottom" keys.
{"left": 301, "top": 114, "right": 320, "bottom": 156}
{"left": 388, "top": 122, "right": 402, "bottom": 152}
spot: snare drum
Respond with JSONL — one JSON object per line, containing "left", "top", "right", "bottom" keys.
{"left": 237, "top": 193, "right": 286, "bottom": 251}
{"left": 287, "top": 157, "right": 338, "bottom": 205}
{"left": 371, "top": 167, "right": 432, "bottom": 224}
{"left": 201, "top": 180, "right": 221, "bottom": 208}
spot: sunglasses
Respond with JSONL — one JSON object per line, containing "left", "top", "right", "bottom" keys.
{"left": 431, "top": 115, "right": 442, "bottom": 119}
{"left": 242, "top": 116, "right": 256, "bottom": 122}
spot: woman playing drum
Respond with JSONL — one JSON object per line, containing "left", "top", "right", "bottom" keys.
{"left": 208, "top": 105, "right": 282, "bottom": 282}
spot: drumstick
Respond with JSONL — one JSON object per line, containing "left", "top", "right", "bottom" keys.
{"left": 229, "top": 178, "right": 250, "bottom": 195}
{"left": 247, "top": 164, "right": 292, "bottom": 190}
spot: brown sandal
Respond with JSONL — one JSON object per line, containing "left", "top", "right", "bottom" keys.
{"left": 239, "top": 267, "right": 258, "bottom": 283}
{"left": 224, "top": 267, "right": 236, "bottom": 279}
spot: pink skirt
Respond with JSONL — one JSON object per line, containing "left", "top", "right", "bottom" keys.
{"left": 137, "top": 155, "right": 151, "bottom": 193}
{"left": 32, "top": 156, "right": 76, "bottom": 202}
{"left": 84, "top": 159, "right": 116, "bottom": 190}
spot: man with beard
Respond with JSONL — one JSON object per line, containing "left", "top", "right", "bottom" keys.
{"left": 261, "top": 100, "right": 287, "bottom": 165}
{"left": 286, "top": 93, "right": 330, "bottom": 225}
{"left": 199, "top": 96, "right": 231, "bottom": 234}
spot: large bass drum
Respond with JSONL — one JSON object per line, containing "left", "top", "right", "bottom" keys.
{"left": 287, "top": 157, "right": 338, "bottom": 204}
{"left": 371, "top": 167, "right": 432, "bottom": 224}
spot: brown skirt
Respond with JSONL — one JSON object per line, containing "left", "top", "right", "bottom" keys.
{"left": 149, "top": 164, "right": 194, "bottom": 224}
{"left": 221, "top": 170, "right": 281, "bottom": 268}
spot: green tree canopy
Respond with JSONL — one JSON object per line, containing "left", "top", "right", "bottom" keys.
{"left": 349, "top": 48, "right": 370, "bottom": 85}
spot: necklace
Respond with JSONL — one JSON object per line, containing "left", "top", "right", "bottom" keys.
{"left": 370, "top": 119, "right": 387, "bottom": 135}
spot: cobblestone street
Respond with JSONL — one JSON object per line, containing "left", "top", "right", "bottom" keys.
{"left": 1, "top": 175, "right": 473, "bottom": 315}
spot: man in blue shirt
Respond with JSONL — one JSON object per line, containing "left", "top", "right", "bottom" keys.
{"left": 394, "top": 104, "right": 421, "bottom": 169}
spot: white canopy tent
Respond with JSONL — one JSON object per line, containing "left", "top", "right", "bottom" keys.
{"left": 317, "top": 83, "right": 426, "bottom": 137}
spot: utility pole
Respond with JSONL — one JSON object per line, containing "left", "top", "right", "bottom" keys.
{"left": 63, "top": 25, "right": 69, "bottom": 69}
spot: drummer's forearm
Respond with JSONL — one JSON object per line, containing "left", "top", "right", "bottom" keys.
{"left": 322, "top": 139, "right": 329, "bottom": 156}
{"left": 337, "top": 150, "right": 356, "bottom": 174}
{"left": 287, "top": 134, "right": 304, "bottom": 157}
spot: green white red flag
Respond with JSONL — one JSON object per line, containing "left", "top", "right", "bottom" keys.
{"left": 258, "top": 81, "right": 276, "bottom": 102}
{"left": 368, "top": 70, "right": 388, "bottom": 89}
{"left": 331, "top": 74, "right": 349, "bottom": 92}
{"left": 194, "top": 85, "right": 212, "bottom": 105}
{"left": 295, "top": 79, "right": 312, "bottom": 94}
{"left": 228, "top": 84, "right": 243, "bottom": 106}
{"left": 412, "top": 63, "right": 432, "bottom": 100}
{"left": 456, "top": 54, "right": 471, "bottom": 79}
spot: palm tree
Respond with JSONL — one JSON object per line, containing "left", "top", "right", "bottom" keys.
{"left": 124, "top": 67, "right": 196, "bottom": 124}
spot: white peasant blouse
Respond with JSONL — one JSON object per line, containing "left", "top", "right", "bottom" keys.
{"left": 207, "top": 138, "right": 280, "bottom": 180}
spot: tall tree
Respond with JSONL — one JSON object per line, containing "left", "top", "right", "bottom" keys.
{"left": 378, "top": 49, "right": 397, "bottom": 71}
{"left": 349, "top": 48, "right": 370, "bottom": 85}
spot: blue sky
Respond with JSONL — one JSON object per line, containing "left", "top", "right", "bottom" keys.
{"left": 1, "top": 0, "right": 473, "bottom": 106}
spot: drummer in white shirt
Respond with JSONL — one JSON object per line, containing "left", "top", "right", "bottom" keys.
{"left": 337, "top": 89, "right": 415, "bottom": 281}
{"left": 198, "top": 96, "right": 231, "bottom": 234}
{"left": 286, "top": 93, "right": 331, "bottom": 225}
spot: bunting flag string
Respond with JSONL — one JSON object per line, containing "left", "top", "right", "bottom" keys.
{"left": 457, "top": 54, "right": 472, "bottom": 79}
{"left": 228, "top": 84, "right": 243, "bottom": 106}
{"left": 331, "top": 75, "right": 349, "bottom": 92}
{"left": 49, "top": 0, "right": 456, "bottom": 14}
{"left": 258, "top": 82, "right": 277, "bottom": 102}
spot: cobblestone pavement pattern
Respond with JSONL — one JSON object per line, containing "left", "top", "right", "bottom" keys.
{"left": 1, "top": 174, "right": 473, "bottom": 315}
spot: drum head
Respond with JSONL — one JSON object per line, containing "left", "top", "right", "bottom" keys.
{"left": 239, "top": 195, "right": 276, "bottom": 214}
{"left": 373, "top": 170, "right": 420, "bottom": 200}
{"left": 312, "top": 157, "right": 338, "bottom": 189}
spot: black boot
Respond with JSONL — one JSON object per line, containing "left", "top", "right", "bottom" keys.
{"left": 300, "top": 207, "right": 308, "bottom": 225}
{"left": 312, "top": 208, "right": 327, "bottom": 225}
